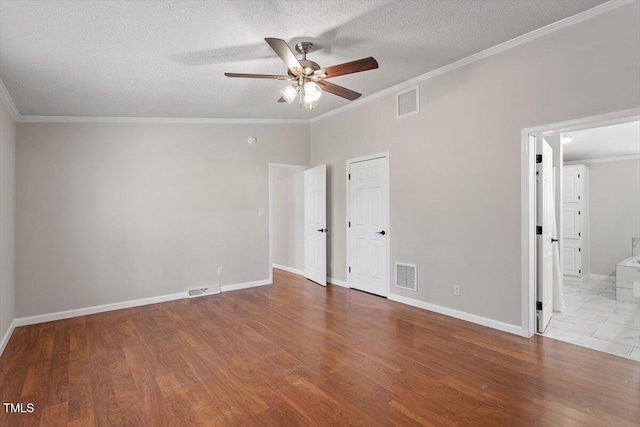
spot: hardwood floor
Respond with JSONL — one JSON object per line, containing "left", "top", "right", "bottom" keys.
{"left": 1, "top": 269, "right": 638, "bottom": 426}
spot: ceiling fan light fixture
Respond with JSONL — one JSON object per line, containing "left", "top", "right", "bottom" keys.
{"left": 302, "top": 98, "right": 320, "bottom": 110}
{"left": 280, "top": 84, "right": 300, "bottom": 104}
{"left": 225, "top": 38, "right": 377, "bottom": 108}
{"left": 303, "top": 81, "right": 322, "bottom": 104}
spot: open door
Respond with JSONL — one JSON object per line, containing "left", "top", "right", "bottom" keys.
{"left": 304, "top": 165, "right": 327, "bottom": 286}
{"left": 536, "top": 138, "right": 554, "bottom": 333}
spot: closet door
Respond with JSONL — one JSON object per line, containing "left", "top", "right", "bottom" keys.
{"left": 563, "top": 239, "right": 581, "bottom": 276}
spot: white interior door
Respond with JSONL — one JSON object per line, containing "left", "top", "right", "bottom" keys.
{"left": 304, "top": 165, "right": 327, "bottom": 286}
{"left": 536, "top": 138, "right": 554, "bottom": 333}
{"left": 349, "top": 157, "right": 389, "bottom": 297}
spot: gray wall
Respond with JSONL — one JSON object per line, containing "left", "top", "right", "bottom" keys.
{"left": 589, "top": 159, "right": 640, "bottom": 276}
{"left": 16, "top": 122, "right": 309, "bottom": 317}
{"left": 0, "top": 97, "right": 16, "bottom": 343}
{"left": 271, "top": 165, "right": 305, "bottom": 272}
{"left": 310, "top": 3, "right": 640, "bottom": 326}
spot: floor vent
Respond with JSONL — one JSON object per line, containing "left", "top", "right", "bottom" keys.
{"left": 395, "top": 263, "right": 417, "bottom": 291}
{"left": 188, "top": 285, "right": 221, "bottom": 298}
{"left": 396, "top": 86, "right": 419, "bottom": 119}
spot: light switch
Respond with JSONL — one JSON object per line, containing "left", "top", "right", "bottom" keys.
{"left": 258, "top": 208, "right": 266, "bottom": 216}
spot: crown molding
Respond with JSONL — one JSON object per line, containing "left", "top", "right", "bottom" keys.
{"left": 17, "top": 115, "right": 309, "bottom": 124}
{"left": 309, "top": 0, "right": 633, "bottom": 124}
{"left": 3, "top": 0, "right": 632, "bottom": 125}
{"left": 564, "top": 154, "right": 640, "bottom": 165}
{"left": 0, "top": 77, "right": 21, "bottom": 121}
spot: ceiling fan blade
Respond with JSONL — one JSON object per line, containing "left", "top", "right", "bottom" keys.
{"left": 224, "top": 73, "right": 290, "bottom": 80}
{"left": 314, "top": 57, "right": 378, "bottom": 79}
{"left": 317, "top": 81, "right": 361, "bottom": 101}
{"left": 265, "top": 38, "right": 303, "bottom": 76}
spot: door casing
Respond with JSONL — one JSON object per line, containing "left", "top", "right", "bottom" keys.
{"left": 520, "top": 108, "right": 639, "bottom": 338}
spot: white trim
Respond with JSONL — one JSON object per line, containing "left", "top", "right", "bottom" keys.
{"left": 0, "top": 320, "right": 17, "bottom": 357}
{"left": 589, "top": 274, "right": 616, "bottom": 283}
{"left": 12, "top": 278, "right": 271, "bottom": 328}
{"left": 346, "top": 152, "right": 391, "bottom": 296}
{"left": 328, "top": 277, "right": 349, "bottom": 288}
{"left": 309, "top": 0, "right": 631, "bottom": 124}
{"left": 18, "top": 115, "right": 308, "bottom": 124}
{"left": 14, "top": 292, "right": 187, "bottom": 327}
{"left": 220, "top": 279, "right": 271, "bottom": 292}
{"left": 396, "top": 85, "right": 420, "bottom": 119}
{"left": 564, "top": 155, "right": 640, "bottom": 165}
{"left": 388, "top": 294, "right": 524, "bottom": 337}
{"left": 521, "top": 108, "right": 640, "bottom": 339}
{"left": 272, "top": 263, "right": 305, "bottom": 276}
{"left": 0, "top": 77, "right": 21, "bottom": 121}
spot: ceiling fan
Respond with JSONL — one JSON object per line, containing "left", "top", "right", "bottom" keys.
{"left": 224, "top": 38, "right": 378, "bottom": 110}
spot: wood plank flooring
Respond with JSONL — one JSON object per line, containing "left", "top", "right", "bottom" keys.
{"left": 1, "top": 269, "right": 639, "bottom": 426}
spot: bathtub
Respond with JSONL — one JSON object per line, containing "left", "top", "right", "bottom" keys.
{"left": 616, "top": 256, "right": 640, "bottom": 302}
{"left": 619, "top": 256, "right": 640, "bottom": 267}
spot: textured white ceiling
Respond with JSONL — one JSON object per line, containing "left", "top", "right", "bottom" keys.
{"left": 0, "top": 0, "right": 605, "bottom": 119}
{"left": 563, "top": 121, "right": 640, "bottom": 162}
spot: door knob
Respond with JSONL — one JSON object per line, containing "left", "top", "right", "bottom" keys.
{"left": 317, "top": 228, "right": 328, "bottom": 233}
{"left": 376, "top": 230, "right": 386, "bottom": 235}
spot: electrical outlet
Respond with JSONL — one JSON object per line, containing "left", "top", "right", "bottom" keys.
{"left": 218, "top": 267, "right": 223, "bottom": 275}
{"left": 453, "top": 285, "right": 461, "bottom": 296}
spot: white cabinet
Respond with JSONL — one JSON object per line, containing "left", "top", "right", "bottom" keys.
{"left": 562, "top": 164, "right": 589, "bottom": 278}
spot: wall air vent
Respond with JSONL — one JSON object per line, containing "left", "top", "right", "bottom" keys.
{"left": 396, "top": 86, "right": 419, "bottom": 119}
{"left": 188, "top": 285, "right": 221, "bottom": 298}
{"left": 395, "top": 262, "right": 417, "bottom": 291}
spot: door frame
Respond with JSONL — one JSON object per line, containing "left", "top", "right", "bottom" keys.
{"left": 268, "top": 163, "right": 307, "bottom": 285}
{"left": 520, "top": 108, "right": 639, "bottom": 338}
{"left": 346, "top": 152, "right": 391, "bottom": 294}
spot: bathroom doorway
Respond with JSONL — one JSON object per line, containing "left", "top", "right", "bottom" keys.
{"left": 522, "top": 109, "right": 640, "bottom": 360}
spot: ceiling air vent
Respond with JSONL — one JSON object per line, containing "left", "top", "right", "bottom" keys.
{"left": 395, "top": 262, "right": 417, "bottom": 291}
{"left": 396, "top": 86, "right": 419, "bottom": 119}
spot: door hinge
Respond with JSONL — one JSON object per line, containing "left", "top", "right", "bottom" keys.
{"left": 579, "top": 269, "right": 582, "bottom": 274}
{"left": 578, "top": 232, "right": 581, "bottom": 237}
{"left": 578, "top": 174, "right": 580, "bottom": 178}
{"left": 536, "top": 154, "right": 542, "bottom": 163}
{"left": 536, "top": 301, "right": 542, "bottom": 310}
{"left": 578, "top": 210, "right": 581, "bottom": 215}
{"left": 348, "top": 173, "right": 351, "bottom": 180}
{"left": 536, "top": 226, "right": 542, "bottom": 235}
{"left": 579, "top": 247, "right": 581, "bottom": 252}
{"left": 578, "top": 195, "right": 581, "bottom": 200}
{"left": 348, "top": 266, "right": 351, "bottom": 273}
{"left": 348, "top": 221, "right": 351, "bottom": 227}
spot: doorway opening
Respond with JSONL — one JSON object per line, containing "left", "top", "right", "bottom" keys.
{"left": 521, "top": 108, "right": 640, "bottom": 360}
{"left": 268, "top": 163, "right": 306, "bottom": 282}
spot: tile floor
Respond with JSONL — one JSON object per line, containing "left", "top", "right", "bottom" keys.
{"left": 542, "top": 276, "right": 640, "bottom": 361}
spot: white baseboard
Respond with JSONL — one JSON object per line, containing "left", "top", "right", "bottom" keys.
{"left": 589, "top": 274, "right": 615, "bottom": 283}
{"left": 564, "top": 274, "right": 589, "bottom": 283}
{"left": 13, "top": 278, "right": 272, "bottom": 328}
{"left": 272, "top": 264, "right": 304, "bottom": 276}
{"left": 0, "top": 319, "right": 16, "bottom": 357}
{"left": 387, "top": 294, "right": 524, "bottom": 337}
{"left": 14, "top": 291, "right": 188, "bottom": 327}
{"left": 220, "top": 279, "right": 271, "bottom": 292}
{"left": 328, "top": 277, "right": 349, "bottom": 288}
